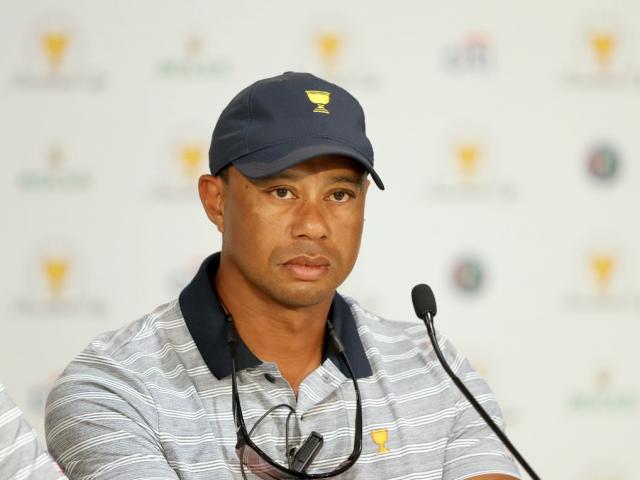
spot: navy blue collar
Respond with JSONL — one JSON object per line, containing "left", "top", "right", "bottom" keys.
{"left": 179, "top": 253, "right": 372, "bottom": 380}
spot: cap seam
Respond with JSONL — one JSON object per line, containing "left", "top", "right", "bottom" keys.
{"left": 244, "top": 84, "right": 255, "bottom": 155}
{"left": 233, "top": 133, "right": 372, "bottom": 161}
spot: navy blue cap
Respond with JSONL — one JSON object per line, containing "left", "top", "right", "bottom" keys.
{"left": 209, "top": 72, "right": 384, "bottom": 189}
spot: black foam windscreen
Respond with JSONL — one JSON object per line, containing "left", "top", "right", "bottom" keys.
{"left": 411, "top": 284, "right": 437, "bottom": 318}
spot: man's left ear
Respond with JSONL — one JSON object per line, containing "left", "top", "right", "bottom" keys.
{"left": 198, "top": 174, "right": 225, "bottom": 233}
{"left": 361, "top": 177, "right": 371, "bottom": 199}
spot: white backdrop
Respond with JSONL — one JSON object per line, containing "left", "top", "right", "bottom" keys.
{"left": 1, "top": 1, "right": 639, "bottom": 478}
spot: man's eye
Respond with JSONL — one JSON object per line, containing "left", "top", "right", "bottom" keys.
{"left": 271, "top": 188, "right": 293, "bottom": 199}
{"left": 330, "top": 191, "right": 352, "bottom": 203}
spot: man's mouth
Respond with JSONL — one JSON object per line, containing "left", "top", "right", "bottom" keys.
{"left": 282, "top": 255, "right": 331, "bottom": 281}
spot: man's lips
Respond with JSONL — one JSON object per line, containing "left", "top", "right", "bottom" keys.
{"left": 284, "top": 255, "right": 330, "bottom": 267}
{"left": 282, "top": 255, "right": 331, "bottom": 280}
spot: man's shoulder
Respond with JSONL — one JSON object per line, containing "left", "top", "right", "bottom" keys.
{"left": 343, "top": 296, "right": 464, "bottom": 372}
{"left": 44, "top": 300, "right": 198, "bottom": 476}
{"left": 45, "top": 299, "right": 194, "bottom": 436}
{"left": 343, "top": 296, "right": 431, "bottom": 351}
{"left": 79, "top": 299, "right": 186, "bottom": 361}
{"left": 52, "top": 298, "right": 193, "bottom": 389}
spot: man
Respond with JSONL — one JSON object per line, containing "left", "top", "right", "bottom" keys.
{"left": 0, "top": 382, "right": 66, "bottom": 479}
{"left": 45, "top": 72, "right": 520, "bottom": 479}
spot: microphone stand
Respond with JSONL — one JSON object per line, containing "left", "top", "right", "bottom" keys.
{"left": 418, "top": 310, "right": 541, "bottom": 480}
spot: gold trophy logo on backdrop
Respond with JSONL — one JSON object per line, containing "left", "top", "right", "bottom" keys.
{"left": 41, "top": 30, "right": 70, "bottom": 73}
{"left": 12, "top": 11, "right": 107, "bottom": 90}
{"left": 14, "top": 246, "right": 106, "bottom": 316}
{"left": 316, "top": 32, "right": 344, "bottom": 75}
{"left": 42, "top": 256, "right": 70, "bottom": 301}
{"left": 589, "top": 30, "right": 616, "bottom": 72}
{"left": 455, "top": 142, "right": 481, "bottom": 184}
{"left": 179, "top": 143, "right": 205, "bottom": 181}
{"left": 590, "top": 253, "right": 616, "bottom": 295}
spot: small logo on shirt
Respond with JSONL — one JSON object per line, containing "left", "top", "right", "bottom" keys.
{"left": 370, "top": 429, "right": 390, "bottom": 454}
{"left": 305, "top": 90, "right": 331, "bottom": 114}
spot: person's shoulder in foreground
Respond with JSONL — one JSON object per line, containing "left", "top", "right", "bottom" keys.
{"left": 0, "top": 382, "right": 67, "bottom": 479}
{"left": 45, "top": 71, "right": 520, "bottom": 479}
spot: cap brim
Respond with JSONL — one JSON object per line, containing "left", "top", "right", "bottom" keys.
{"left": 231, "top": 141, "right": 385, "bottom": 190}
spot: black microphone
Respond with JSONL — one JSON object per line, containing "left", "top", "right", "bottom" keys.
{"left": 411, "top": 282, "right": 437, "bottom": 318}
{"left": 411, "top": 284, "right": 541, "bottom": 480}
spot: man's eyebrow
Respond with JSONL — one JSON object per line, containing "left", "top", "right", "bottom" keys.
{"left": 248, "top": 172, "right": 365, "bottom": 187}
{"left": 329, "top": 174, "right": 365, "bottom": 187}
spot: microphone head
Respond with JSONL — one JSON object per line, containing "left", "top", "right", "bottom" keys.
{"left": 411, "top": 284, "right": 437, "bottom": 319}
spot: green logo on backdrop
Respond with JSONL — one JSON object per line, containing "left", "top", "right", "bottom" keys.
{"left": 155, "top": 35, "right": 230, "bottom": 78}
{"left": 18, "top": 146, "right": 93, "bottom": 191}
{"left": 569, "top": 369, "right": 638, "bottom": 412}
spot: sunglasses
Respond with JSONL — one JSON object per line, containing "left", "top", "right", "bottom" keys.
{"left": 226, "top": 316, "right": 362, "bottom": 479}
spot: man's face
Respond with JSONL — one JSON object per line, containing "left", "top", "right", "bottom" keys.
{"left": 216, "top": 155, "right": 369, "bottom": 309}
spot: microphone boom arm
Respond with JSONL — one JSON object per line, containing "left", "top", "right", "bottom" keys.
{"left": 420, "top": 311, "right": 541, "bottom": 480}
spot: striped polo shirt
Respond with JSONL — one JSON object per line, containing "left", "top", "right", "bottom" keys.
{"left": 45, "top": 253, "right": 520, "bottom": 479}
{"left": 0, "top": 383, "right": 66, "bottom": 479}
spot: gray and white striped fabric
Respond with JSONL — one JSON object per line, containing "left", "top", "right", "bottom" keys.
{"left": 0, "top": 383, "right": 66, "bottom": 480}
{"left": 45, "top": 298, "right": 520, "bottom": 479}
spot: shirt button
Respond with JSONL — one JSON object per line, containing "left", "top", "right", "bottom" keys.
{"left": 264, "top": 373, "right": 276, "bottom": 383}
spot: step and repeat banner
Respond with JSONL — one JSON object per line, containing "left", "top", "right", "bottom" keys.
{"left": 1, "top": 1, "right": 638, "bottom": 478}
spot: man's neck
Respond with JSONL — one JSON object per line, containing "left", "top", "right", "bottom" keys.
{"left": 214, "top": 257, "right": 333, "bottom": 395}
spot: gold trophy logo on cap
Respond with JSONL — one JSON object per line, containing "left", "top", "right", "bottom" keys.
{"left": 305, "top": 90, "right": 331, "bottom": 114}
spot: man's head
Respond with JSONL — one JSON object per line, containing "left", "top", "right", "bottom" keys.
{"left": 199, "top": 72, "right": 383, "bottom": 309}
{"left": 208, "top": 71, "right": 384, "bottom": 190}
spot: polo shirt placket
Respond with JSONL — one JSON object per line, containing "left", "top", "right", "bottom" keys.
{"left": 233, "top": 360, "right": 356, "bottom": 472}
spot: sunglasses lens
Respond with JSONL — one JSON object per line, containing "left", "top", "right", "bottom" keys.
{"left": 237, "top": 442, "right": 297, "bottom": 480}
{"left": 237, "top": 441, "right": 356, "bottom": 480}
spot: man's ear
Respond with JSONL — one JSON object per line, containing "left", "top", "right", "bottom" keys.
{"left": 362, "top": 177, "right": 371, "bottom": 196}
{"left": 198, "top": 174, "right": 225, "bottom": 233}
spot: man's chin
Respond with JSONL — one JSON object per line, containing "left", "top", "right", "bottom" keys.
{"left": 270, "top": 282, "right": 336, "bottom": 309}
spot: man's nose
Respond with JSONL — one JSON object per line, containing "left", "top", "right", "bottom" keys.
{"left": 291, "top": 199, "right": 330, "bottom": 240}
